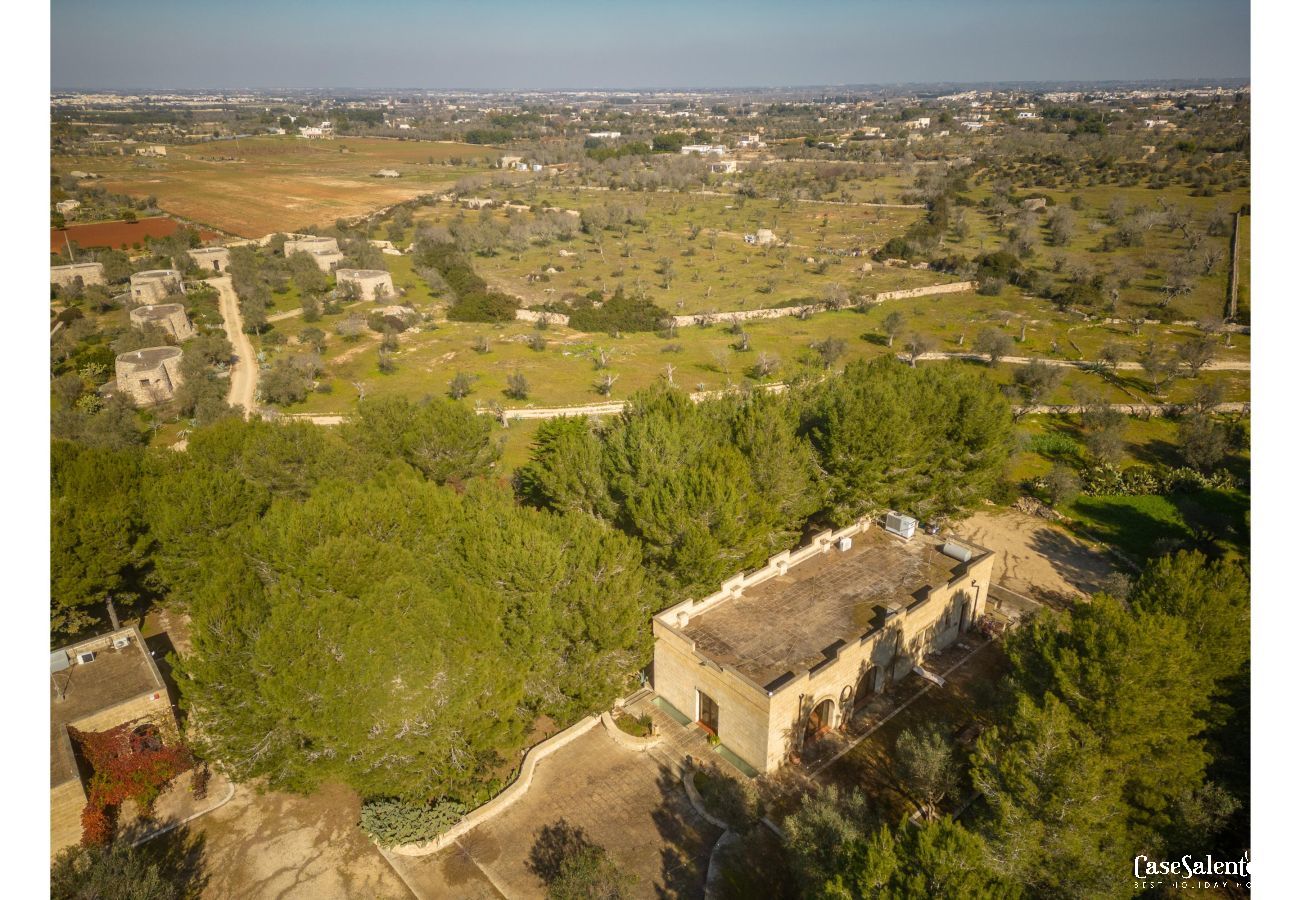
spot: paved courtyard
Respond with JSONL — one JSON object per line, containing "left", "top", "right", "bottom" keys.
{"left": 387, "top": 725, "right": 723, "bottom": 899}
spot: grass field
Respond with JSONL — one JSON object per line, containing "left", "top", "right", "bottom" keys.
{"left": 53, "top": 136, "right": 502, "bottom": 238}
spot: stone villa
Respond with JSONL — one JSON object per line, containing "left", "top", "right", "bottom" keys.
{"left": 335, "top": 268, "right": 395, "bottom": 300}
{"left": 129, "top": 303, "right": 195, "bottom": 342}
{"left": 188, "top": 246, "right": 230, "bottom": 273}
{"left": 50, "top": 262, "right": 105, "bottom": 289}
{"left": 651, "top": 519, "right": 994, "bottom": 774}
{"left": 129, "top": 269, "right": 184, "bottom": 305}
{"left": 50, "top": 627, "right": 177, "bottom": 855}
{"left": 284, "top": 235, "right": 344, "bottom": 272}
{"left": 113, "top": 346, "right": 184, "bottom": 406}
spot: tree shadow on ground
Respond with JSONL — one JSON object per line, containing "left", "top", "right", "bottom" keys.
{"left": 650, "top": 763, "right": 722, "bottom": 899}
{"left": 136, "top": 824, "right": 211, "bottom": 899}
{"left": 527, "top": 818, "right": 596, "bottom": 884}
{"left": 1026, "top": 524, "right": 1117, "bottom": 598}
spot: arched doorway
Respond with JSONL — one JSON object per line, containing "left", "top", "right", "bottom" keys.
{"left": 854, "top": 667, "right": 879, "bottom": 711}
{"left": 805, "top": 698, "right": 835, "bottom": 743}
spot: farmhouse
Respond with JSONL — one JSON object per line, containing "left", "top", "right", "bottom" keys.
{"left": 129, "top": 269, "right": 184, "bottom": 304}
{"left": 50, "top": 262, "right": 105, "bottom": 288}
{"left": 55, "top": 199, "right": 81, "bottom": 216}
{"left": 905, "top": 117, "right": 931, "bottom": 130}
{"left": 284, "top": 235, "right": 344, "bottom": 272}
{"left": 187, "top": 246, "right": 230, "bottom": 273}
{"left": 744, "top": 228, "right": 777, "bottom": 246}
{"left": 587, "top": 131, "right": 621, "bottom": 139}
{"left": 1021, "top": 197, "right": 1048, "bottom": 211}
{"left": 651, "top": 519, "right": 994, "bottom": 774}
{"left": 113, "top": 346, "right": 184, "bottom": 406}
{"left": 50, "top": 627, "right": 178, "bottom": 855}
{"left": 709, "top": 159, "right": 739, "bottom": 174}
{"left": 336, "top": 268, "right": 395, "bottom": 300}
{"left": 130, "top": 303, "right": 194, "bottom": 342}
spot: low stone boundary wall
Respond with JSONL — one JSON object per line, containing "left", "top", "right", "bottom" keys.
{"left": 668, "top": 281, "right": 975, "bottom": 328}
{"left": 515, "top": 308, "right": 570, "bottom": 327}
{"left": 389, "top": 714, "right": 602, "bottom": 857}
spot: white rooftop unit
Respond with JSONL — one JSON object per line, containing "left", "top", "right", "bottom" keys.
{"left": 885, "top": 513, "right": 917, "bottom": 540}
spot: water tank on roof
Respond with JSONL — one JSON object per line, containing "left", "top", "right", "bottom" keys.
{"left": 941, "top": 542, "right": 974, "bottom": 563}
{"left": 885, "top": 513, "right": 917, "bottom": 539}
{"left": 50, "top": 651, "right": 70, "bottom": 674}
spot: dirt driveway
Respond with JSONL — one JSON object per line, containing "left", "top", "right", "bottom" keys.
{"left": 177, "top": 781, "right": 412, "bottom": 900}
{"left": 953, "top": 509, "right": 1116, "bottom": 605}
{"left": 387, "top": 726, "right": 721, "bottom": 899}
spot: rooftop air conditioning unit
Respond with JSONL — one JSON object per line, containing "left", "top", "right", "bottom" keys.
{"left": 77, "top": 651, "right": 96, "bottom": 665}
{"left": 837, "top": 537, "right": 853, "bottom": 552}
{"left": 112, "top": 636, "right": 131, "bottom": 650}
{"left": 885, "top": 513, "right": 917, "bottom": 540}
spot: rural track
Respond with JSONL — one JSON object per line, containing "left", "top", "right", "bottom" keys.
{"left": 211, "top": 275, "right": 258, "bottom": 417}
{"left": 904, "top": 351, "right": 1250, "bottom": 372}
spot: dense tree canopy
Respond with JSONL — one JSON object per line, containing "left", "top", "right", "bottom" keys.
{"left": 175, "top": 476, "right": 657, "bottom": 802}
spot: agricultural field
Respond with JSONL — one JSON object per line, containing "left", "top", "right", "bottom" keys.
{"left": 411, "top": 185, "right": 958, "bottom": 315}
{"left": 51, "top": 215, "right": 220, "bottom": 252}
{"left": 52, "top": 136, "right": 503, "bottom": 238}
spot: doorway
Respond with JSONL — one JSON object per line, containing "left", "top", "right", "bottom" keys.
{"left": 805, "top": 698, "right": 835, "bottom": 742}
{"left": 854, "top": 667, "right": 879, "bottom": 711}
{"left": 697, "top": 690, "right": 719, "bottom": 735}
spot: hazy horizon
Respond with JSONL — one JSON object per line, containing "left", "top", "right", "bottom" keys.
{"left": 52, "top": 0, "right": 1250, "bottom": 92}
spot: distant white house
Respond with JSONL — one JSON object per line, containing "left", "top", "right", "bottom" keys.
{"left": 299, "top": 121, "right": 334, "bottom": 139}
{"left": 905, "top": 117, "right": 931, "bottom": 130}
{"left": 709, "top": 159, "right": 739, "bottom": 174}
{"left": 374, "top": 169, "right": 401, "bottom": 178}
{"left": 1016, "top": 110, "right": 1039, "bottom": 120}
{"left": 1144, "top": 118, "right": 1173, "bottom": 129}
{"left": 135, "top": 144, "right": 167, "bottom": 157}
{"left": 961, "top": 121, "right": 984, "bottom": 131}
{"left": 736, "top": 134, "right": 767, "bottom": 148}
{"left": 587, "top": 131, "right": 621, "bottom": 139}
{"left": 55, "top": 199, "right": 81, "bottom": 215}
{"left": 680, "top": 144, "right": 727, "bottom": 156}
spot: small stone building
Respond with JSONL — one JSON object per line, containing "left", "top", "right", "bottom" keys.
{"left": 130, "top": 269, "right": 184, "bottom": 305}
{"left": 129, "top": 303, "right": 195, "bottom": 342}
{"left": 651, "top": 520, "right": 994, "bottom": 774}
{"left": 1021, "top": 197, "right": 1048, "bottom": 211}
{"left": 50, "top": 262, "right": 105, "bottom": 288}
{"left": 50, "top": 627, "right": 178, "bottom": 856}
{"left": 188, "top": 246, "right": 230, "bottom": 273}
{"left": 114, "top": 346, "right": 184, "bottom": 406}
{"left": 335, "top": 268, "right": 395, "bottom": 300}
{"left": 285, "top": 235, "right": 344, "bottom": 272}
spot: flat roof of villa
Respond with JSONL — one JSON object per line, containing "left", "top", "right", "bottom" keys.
{"left": 50, "top": 630, "right": 164, "bottom": 786}
{"left": 679, "top": 527, "right": 988, "bottom": 691}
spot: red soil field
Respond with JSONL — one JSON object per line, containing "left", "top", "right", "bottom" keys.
{"left": 51, "top": 217, "right": 220, "bottom": 253}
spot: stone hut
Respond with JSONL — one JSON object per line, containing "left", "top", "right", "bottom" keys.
{"left": 284, "top": 235, "right": 344, "bottom": 272}
{"left": 336, "top": 268, "right": 395, "bottom": 301}
{"left": 50, "top": 262, "right": 105, "bottom": 288}
{"left": 129, "top": 303, "right": 194, "bottom": 342}
{"left": 1020, "top": 197, "right": 1048, "bottom": 211}
{"left": 129, "top": 269, "right": 184, "bottom": 305}
{"left": 114, "top": 346, "right": 184, "bottom": 406}
{"left": 188, "top": 246, "right": 230, "bottom": 273}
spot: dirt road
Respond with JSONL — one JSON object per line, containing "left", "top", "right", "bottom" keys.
{"left": 211, "top": 275, "right": 258, "bottom": 416}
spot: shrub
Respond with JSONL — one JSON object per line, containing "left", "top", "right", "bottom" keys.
{"left": 1074, "top": 463, "right": 1238, "bottom": 497}
{"left": 565, "top": 288, "right": 669, "bottom": 334}
{"left": 358, "top": 797, "right": 467, "bottom": 848}
{"left": 614, "top": 713, "right": 652, "bottom": 738}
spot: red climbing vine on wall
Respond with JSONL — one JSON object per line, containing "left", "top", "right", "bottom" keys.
{"left": 72, "top": 720, "right": 193, "bottom": 846}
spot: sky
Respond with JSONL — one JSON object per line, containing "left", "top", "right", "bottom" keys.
{"left": 51, "top": 0, "right": 1250, "bottom": 90}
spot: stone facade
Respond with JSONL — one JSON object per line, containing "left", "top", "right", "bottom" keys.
{"left": 188, "top": 246, "right": 230, "bottom": 273}
{"left": 652, "top": 520, "right": 995, "bottom": 774}
{"left": 130, "top": 303, "right": 195, "bottom": 342}
{"left": 51, "top": 262, "right": 105, "bottom": 288}
{"left": 114, "top": 346, "right": 184, "bottom": 406}
{"left": 130, "top": 269, "right": 184, "bottom": 305}
{"left": 50, "top": 627, "right": 178, "bottom": 855}
{"left": 335, "top": 268, "right": 394, "bottom": 300}
{"left": 285, "top": 236, "right": 344, "bottom": 272}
